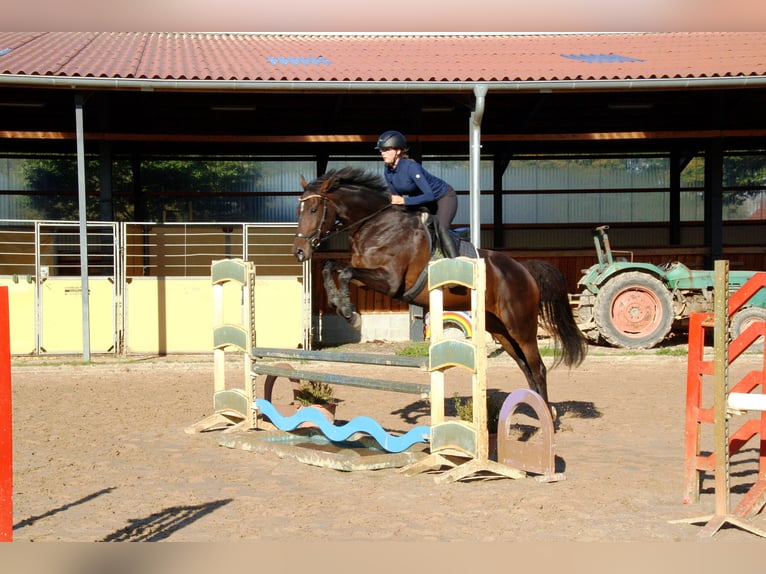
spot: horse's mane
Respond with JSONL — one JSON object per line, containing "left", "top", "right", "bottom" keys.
{"left": 315, "top": 167, "right": 390, "bottom": 202}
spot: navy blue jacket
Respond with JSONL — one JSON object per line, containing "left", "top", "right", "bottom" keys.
{"left": 383, "top": 158, "right": 450, "bottom": 207}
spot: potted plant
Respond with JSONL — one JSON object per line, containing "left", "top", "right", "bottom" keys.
{"left": 293, "top": 380, "right": 337, "bottom": 426}
{"left": 452, "top": 393, "right": 503, "bottom": 459}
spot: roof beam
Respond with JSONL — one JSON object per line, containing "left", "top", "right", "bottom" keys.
{"left": 3, "top": 128, "right": 766, "bottom": 143}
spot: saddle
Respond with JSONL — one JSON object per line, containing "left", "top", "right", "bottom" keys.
{"left": 400, "top": 214, "right": 476, "bottom": 303}
{"left": 420, "top": 212, "right": 476, "bottom": 259}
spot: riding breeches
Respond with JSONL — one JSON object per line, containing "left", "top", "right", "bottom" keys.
{"left": 436, "top": 186, "right": 457, "bottom": 229}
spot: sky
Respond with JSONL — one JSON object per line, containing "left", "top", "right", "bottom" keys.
{"left": 3, "top": 0, "right": 765, "bottom": 32}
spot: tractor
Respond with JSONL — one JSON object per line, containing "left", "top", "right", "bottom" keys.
{"left": 574, "top": 225, "right": 766, "bottom": 349}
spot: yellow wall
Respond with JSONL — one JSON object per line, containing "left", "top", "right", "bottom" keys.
{"left": 40, "top": 278, "right": 115, "bottom": 353}
{"left": 126, "top": 278, "right": 214, "bottom": 353}
{"left": 1, "top": 278, "right": 35, "bottom": 355}
{"left": 252, "top": 278, "right": 303, "bottom": 349}
{"left": 125, "top": 277, "right": 302, "bottom": 354}
{"left": 2, "top": 274, "right": 303, "bottom": 355}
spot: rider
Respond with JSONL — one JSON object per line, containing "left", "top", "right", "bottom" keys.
{"left": 375, "top": 130, "right": 459, "bottom": 258}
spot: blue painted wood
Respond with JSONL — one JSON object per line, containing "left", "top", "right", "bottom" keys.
{"left": 255, "top": 398, "right": 430, "bottom": 453}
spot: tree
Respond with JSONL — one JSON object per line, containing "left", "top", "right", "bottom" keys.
{"left": 22, "top": 156, "right": 101, "bottom": 220}
{"left": 22, "top": 156, "right": 261, "bottom": 222}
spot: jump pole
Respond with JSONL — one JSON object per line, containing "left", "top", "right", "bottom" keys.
{"left": 0, "top": 286, "right": 12, "bottom": 541}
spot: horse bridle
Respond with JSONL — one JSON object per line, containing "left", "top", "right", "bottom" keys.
{"left": 294, "top": 193, "right": 334, "bottom": 248}
{"left": 295, "top": 192, "right": 392, "bottom": 248}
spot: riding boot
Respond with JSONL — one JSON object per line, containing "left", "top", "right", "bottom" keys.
{"left": 439, "top": 226, "right": 460, "bottom": 258}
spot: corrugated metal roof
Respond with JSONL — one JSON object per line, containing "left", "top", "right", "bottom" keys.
{"left": 0, "top": 32, "right": 764, "bottom": 84}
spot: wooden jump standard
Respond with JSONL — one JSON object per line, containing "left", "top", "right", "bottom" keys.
{"left": 185, "top": 258, "right": 429, "bottom": 436}
{"left": 188, "top": 257, "right": 558, "bottom": 483}
{"left": 672, "top": 263, "right": 766, "bottom": 538}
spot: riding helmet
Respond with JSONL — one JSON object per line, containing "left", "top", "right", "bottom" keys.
{"left": 375, "top": 130, "right": 407, "bottom": 150}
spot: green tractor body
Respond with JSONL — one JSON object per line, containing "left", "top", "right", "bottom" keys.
{"left": 575, "top": 226, "right": 766, "bottom": 349}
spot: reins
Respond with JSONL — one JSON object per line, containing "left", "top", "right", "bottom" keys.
{"left": 297, "top": 181, "right": 436, "bottom": 304}
{"left": 295, "top": 192, "right": 392, "bottom": 247}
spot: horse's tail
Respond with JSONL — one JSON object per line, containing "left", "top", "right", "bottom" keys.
{"left": 522, "top": 259, "right": 588, "bottom": 369}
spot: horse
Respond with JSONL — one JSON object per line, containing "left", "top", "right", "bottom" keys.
{"left": 292, "top": 166, "right": 587, "bottom": 414}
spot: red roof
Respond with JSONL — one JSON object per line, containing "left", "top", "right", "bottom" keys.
{"left": 0, "top": 32, "right": 765, "bottom": 84}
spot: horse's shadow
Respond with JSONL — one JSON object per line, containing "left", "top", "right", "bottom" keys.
{"left": 390, "top": 394, "right": 602, "bottom": 476}
{"left": 553, "top": 400, "right": 603, "bottom": 420}
{"left": 387, "top": 395, "right": 602, "bottom": 430}
{"left": 390, "top": 398, "right": 431, "bottom": 426}
{"left": 331, "top": 398, "right": 431, "bottom": 435}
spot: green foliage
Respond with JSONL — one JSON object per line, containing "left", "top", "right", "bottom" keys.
{"left": 655, "top": 347, "right": 688, "bottom": 356}
{"left": 452, "top": 393, "right": 503, "bottom": 432}
{"left": 395, "top": 341, "right": 430, "bottom": 357}
{"left": 21, "top": 156, "right": 261, "bottom": 222}
{"left": 294, "top": 380, "right": 336, "bottom": 406}
{"left": 22, "top": 157, "right": 101, "bottom": 220}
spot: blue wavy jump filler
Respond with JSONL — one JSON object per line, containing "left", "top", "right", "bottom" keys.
{"left": 255, "top": 399, "right": 430, "bottom": 454}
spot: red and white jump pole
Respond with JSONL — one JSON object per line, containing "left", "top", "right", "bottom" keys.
{"left": 0, "top": 286, "right": 12, "bottom": 542}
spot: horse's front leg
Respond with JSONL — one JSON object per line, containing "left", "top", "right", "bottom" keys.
{"left": 321, "top": 260, "right": 341, "bottom": 307}
{"left": 322, "top": 261, "right": 361, "bottom": 329}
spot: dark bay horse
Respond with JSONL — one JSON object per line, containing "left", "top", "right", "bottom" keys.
{"left": 292, "top": 167, "right": 587, "bottom": 411}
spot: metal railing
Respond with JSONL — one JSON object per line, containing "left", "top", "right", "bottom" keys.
{"left": 0, "top": 219, "right": 302, "bottom": 355}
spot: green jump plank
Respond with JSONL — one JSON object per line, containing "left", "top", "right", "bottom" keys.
{"left": 430, "top": 421, "right": 478, "bottom": 458}
{"left": 211, "top": 258, "right": 248, "bottom": 285}
{"left": 213, "top": 389, "right": 249, "bottom": 416}
{"left": 251, "top": 347, "right": 427, "bottom": 369}
{"left": 428, "top": 257, "right": 476, "bottom": 290}
{"left": 214, "top": 324, "right": 248, "bottom": 352}
{"left": 428, "top": 339, "right": 476, "bottom": 372}
{"left": 252, "top": 363, "right": 430, "bottom": 396}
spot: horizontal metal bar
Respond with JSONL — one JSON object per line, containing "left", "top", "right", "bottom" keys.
{"left": 251, "top": 346, "right": 427, "bottom": 369}
{"left": 252, "top": 363, "right": 430, "bottom": 396}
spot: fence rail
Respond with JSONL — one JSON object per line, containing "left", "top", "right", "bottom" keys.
{"left": 0, "top": 219, "right": 303, "bottom": 355}
{"left": 2, "top": 218, "right": 766, "bottom": 353}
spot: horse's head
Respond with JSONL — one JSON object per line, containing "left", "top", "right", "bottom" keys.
{"left": 293, "top": 174, "right": 340, "bottom": 262}
{"left": 293, "top": 167, "right": 391, "bottom": 262}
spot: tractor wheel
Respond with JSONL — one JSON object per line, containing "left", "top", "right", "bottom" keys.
{"left": 730, "top": 307, "right": 765, "bottom": 345}
{"left": 575, "top": 291, "right": 600, "bottom": 343}
{"left": 594, "top": 271, "right": 674, "bottom": 349}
